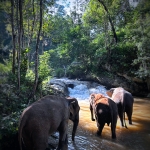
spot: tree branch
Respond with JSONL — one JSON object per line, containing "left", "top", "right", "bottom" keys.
{"left": 97, "top": 0, "right": 117, "bottom": 43}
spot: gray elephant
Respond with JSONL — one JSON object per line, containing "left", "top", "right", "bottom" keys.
{"left": 89, "top": 93, "right": 118, "bottom": 139}
{"left": 18, "top": 95, "right": 80, "bottom": 150}
{"left": 106, "top": 87, "right": 134, "bottom": 128}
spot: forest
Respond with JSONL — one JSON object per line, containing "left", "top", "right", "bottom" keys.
{"left": 0, "top": 0, "right": 150, "bottom": 149}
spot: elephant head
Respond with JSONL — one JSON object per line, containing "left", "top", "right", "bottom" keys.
{"left": 67, "top": 97, "right": 80, "bottom": 141}
{"left": 18, "top": 95, "right": 80, "bottom": 150}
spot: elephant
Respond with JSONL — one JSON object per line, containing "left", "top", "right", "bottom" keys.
{"left": 89, "top": 93, "right": 118, "bottom": 139}
{"left": 18, "top": 95, "right": 80, "bottom": 150}
{"left": 106, "top": 87, "right": 134, "bottom": 128}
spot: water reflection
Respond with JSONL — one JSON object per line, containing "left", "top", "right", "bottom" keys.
{"left": 66, "top": 97, "right": 150, "bottom": 150}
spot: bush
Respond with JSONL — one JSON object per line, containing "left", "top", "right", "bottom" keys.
{"left": 54, "top": 68, "right": 65, "bottom": 77}
{"left": 0, "top": 112, "right": 20, "bottom": 150}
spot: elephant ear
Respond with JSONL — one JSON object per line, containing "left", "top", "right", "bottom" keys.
{"left": 67, "top": 97, "right": 80, "bottom": 121}
{"left": 90, "top": 94, "right": 95, "bottom": 104}
{"left": 69, "top": 99, "right": 79, "bottom": 114}
{"left": 69, "top": 101, "right": 76, "bottom": 115}
{"left": 66, "top": 97, "right": 77, "bottom": 105}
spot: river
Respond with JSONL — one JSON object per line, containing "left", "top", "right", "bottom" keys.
{"left": 49, "top": 79, "right": 150, "bottom": 150}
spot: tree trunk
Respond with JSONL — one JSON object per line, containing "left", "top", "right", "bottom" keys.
{"left": 97, "top": 0, "right": 117, "bottom": 43}
{"left": 11, "top": 0, "right": 16, "bottom": 74}
{"left": 27, "top": 0, "right": 35, "bottom": 48}
{"left": 17, "top": 0, "right": 23, "bottom": 91}
{"left": 27, "top": 0, "right": 36, "bottom": 69}
{"left": 32, "top": 0, "right": 43, "bottom": 97}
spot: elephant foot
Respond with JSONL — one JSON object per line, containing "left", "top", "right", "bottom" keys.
{"left": 96, "top": 130, "right": 102, "bottom": 136}
{"left": 112, "top": 134, "right": 116, "bottom": 139}
{"left": 121, "top": 123, "right": 124, "bottom": 127}
{"left": 129, "top": 121, "right": 132, "bottom": 125}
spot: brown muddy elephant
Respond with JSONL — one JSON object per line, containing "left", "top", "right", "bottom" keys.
{"left": 106, "top": 87, "right": 134, "bottom": 128}
{"left": 89, "top": 93, "right": 118, "bottom": 139}
{"left": 18, "top": 95, "right": 80, "bottom": 150}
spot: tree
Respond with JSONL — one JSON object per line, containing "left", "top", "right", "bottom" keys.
{"left": 11, "top": 0, "right": 16, "bottom": 74}
{"left": 32, "top": 0, "right": 43, "bottom": 97}
{"left": 97, "top": 0, "right": 117, "bottom": 43}
{"left": 130, "top": 0, "right": 150, "bottom": 91}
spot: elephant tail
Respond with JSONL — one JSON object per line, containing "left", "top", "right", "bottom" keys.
{"left": 123, "top": 91, "right": 128, "bottom": 129}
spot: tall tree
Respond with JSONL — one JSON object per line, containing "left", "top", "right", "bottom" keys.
{"left": 17, "top": 0, "right": 23, "bottom": 91}
{"left": 11, "top": 0, "right": 16, "bottom": 74}
{"left": 97, "top": 0, "right": 117, "bottom": 43}
{"left": 32, "top": 0, "right": 43, "bottom": 97}
{"left": 131, "top": 0, "right": 150, "bottom": 91}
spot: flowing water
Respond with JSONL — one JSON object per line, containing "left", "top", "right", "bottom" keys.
{"left": 49, "top": 79, "right": 150, "bottom": 150}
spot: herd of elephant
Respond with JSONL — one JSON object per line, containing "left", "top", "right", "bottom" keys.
{"left": 18, "top": 87, "right": 134, "bottom": 150}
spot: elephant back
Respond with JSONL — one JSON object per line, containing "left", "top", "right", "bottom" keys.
{"left": 112, "top": 87, "right": 124, "bottom": 103}
{"left": 90, "top": 93, "right": 109, "bottom": 106}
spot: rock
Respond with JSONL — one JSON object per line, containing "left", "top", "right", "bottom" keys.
{"left": 79, "top": 73, "right": 148, "bottom": 97}
{"left": 49, "top": 78, "right": 69, "bottom": 96}
{"left": 49, "top": 74, "right": 149, "bottom": 97}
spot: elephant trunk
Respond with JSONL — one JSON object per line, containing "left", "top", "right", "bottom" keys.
{"left": 72, "top": 115, "right": 79, "bottom": 141}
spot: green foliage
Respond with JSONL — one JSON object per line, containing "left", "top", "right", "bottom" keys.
{"left": 55, "top": 68, "right": 65, "bottom": 78}
{"left": 38, "top": 51, "right": 51, "bottom": 82}
{"left": 0, "top": 72, "right": 52, "bottom": 150}
{"left": 0, "top": 61, "right": 11, "bottom": 74}
{"left": 127, "top": 0, "right": 150, "bottom": 79}
{"left": 67, "top": 63, "right": 87, "bottom": 78}
{"left": 82, "top": 0, "right": 150, "bottom": 81}
{"left": 26, "top": 69, "right": 35, "bottom": 81}
{"left": 0, "top": 110, "right": 23, "bottom": 150}
{"left": 110, "top": 42, "right": 137, "bottom": 74}
{"left": 0, "top": 112, "right": 20, "bottom": 136}
{"left": 20, "top": 49, "right": 29, "bottom": 82}
{"left": 0, "top": 82, "right": 27, "bottom": 149}
{"left": 0, "top": 6, "right": 11, "bottom": 62}
{"left": 0, "top": 60, "right": 12, "bottom": 84}
{"left": 26, "top": 51, "right": 51, "bottom": 82}
{"left": 69, "top": 25, "right": 82, "bottom": 39}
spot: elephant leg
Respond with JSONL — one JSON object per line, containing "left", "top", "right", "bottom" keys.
{"left": 111, "top": 123, "right": 116, "bottom": 139}
{"left": 90, "top": 104, "right": 95, "bottom": 121}
{"left": 97, "top": 122, "right": 105, "bottom": 136}
{"left": 23, "top": 126, "right": 48, "bottom": 150}
{"left": 22, "top": 133, "right": 32, "bottom": 150}
{"left": 32, "top": 130, "right": 49, "bottom": 150}
{"left": 95, "top": 115, "right": 98, "bottom": 127}
{"left": 118, "top": 110, "right": 124, "bottom": 127}
{"left": 72, "top": 114, "right": 79, "bottom": 141}
{"left": 126, "top": 109, "right": 133, "bottom": 125}
{"left": 57, "top": 134, "right": 68, "bottom": 150}
{"left": 57, "top": 121, "right": 68, "bottom": 150}
{"left": 27, "top": 134, "right": 48, "bottom": 150}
